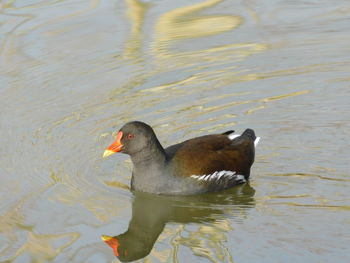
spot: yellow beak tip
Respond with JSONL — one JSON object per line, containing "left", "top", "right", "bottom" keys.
{"left": 101, "top": 235, "right": 113, "bottom": 242}
{"left": 103, "top": 150, "right": 115, "bottom": 158}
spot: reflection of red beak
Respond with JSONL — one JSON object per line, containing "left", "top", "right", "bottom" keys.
{"left": 101, "top": 235, "right": 120, "bottom": 257}
{"left": 103, "top": 131, "right": 123, "bottom": 158}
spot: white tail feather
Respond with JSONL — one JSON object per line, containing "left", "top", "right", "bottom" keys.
{"left": 254, "top": 137, "right": 260, "bottom": 147}
{"left": 228, "top": 134, "right": 240, "bottom": 140}
{"left": 228, "top": 133, "right": 261, "bottom": 148}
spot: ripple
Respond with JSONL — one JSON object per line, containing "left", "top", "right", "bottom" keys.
{"left": 270, "top": 173, "right": 350, "bottom": 182}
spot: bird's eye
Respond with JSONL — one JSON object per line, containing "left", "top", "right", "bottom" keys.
{"left": 127, "top": 134, "right": 134, "bottom": 139}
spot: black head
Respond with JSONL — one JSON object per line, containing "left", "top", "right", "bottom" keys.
{"left": 119, "top": 121, "right": 158, "bottom": 155}
{"left": 103, "top": 121, "right": 163, "bottom": 158}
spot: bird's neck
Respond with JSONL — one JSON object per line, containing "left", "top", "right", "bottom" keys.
{"left": 130, "top": 138, "right": 166, "bottom": 166}
{"left": 130, "top": 139, "right": 167, "bottom": 193}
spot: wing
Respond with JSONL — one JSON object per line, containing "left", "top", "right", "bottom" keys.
{"left": 171, "top": 134, "right": 255, "bottom": 179}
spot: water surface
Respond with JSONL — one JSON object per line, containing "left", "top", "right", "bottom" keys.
{"left": 1, "top": 0, "right": 349, "bottom": 262}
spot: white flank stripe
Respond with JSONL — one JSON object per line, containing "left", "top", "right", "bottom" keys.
{"left": 236, "top": 175, "right": 245, "bottom": 181}
{"left": 205, "top": 174, "right": 212, "bottom": 181}
{"left": 191, "top": 170, "right": 239, "bottom": 183}
{"left": 226, "top": 171, "right": 235, "bottom": 176}
{"left": 198, "top": 175, "right": 206, "bottom": 181}
{"left": 217, "top": 172, "right": 225, "bottom": 180}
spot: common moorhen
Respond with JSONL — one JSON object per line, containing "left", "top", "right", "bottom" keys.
{"left": 103, "top": 121, "right": 260, "bottom": 195}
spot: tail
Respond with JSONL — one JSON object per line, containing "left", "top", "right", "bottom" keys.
{"left": 241, "top": 129, "right": 260, "bottom": 147}
{"left": 241, "top": 129, "right": 256, "bottom": 140}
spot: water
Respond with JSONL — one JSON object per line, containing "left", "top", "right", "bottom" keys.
{"left": 1, "top": 0, "right": 349, "bottom": 262}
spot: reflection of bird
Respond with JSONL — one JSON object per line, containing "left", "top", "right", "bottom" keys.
{"left": 103, "top": 121, "right": 260, "bottom": 195}
{"left": 102, "top": 184, "right": 255, "bottom": 262}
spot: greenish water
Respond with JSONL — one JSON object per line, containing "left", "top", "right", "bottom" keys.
{"left": 0, "top": 0, "right": 349, "bottom": 262}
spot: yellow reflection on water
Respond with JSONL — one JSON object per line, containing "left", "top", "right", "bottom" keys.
{"left": 0, "top": 178, "right": 79, "bottom": 262}
{"left": 153, "top": 0, "right": 243, "bottom": 56}
{"left": 169, "top": 220, "right": 234, "bottom": 263}
{"left": 10, "top": 232, "right": 79, "bottom": 262}
{"left": 124, "top": 0, "right": 150, "bottom": 60}
{"left": 272, "top": 203, "right": 350, "bottom": 211}
{"left": 181, "top": 90, "right": 310, "bottom": 118}
{"left": 154, "top": 0, "right": 240, "bottom": 43}
{"left": 258, "top": 172, "right": 350, "bottom": 212}
{"left": 121, "top": 0, "right": 266, "bottom": 68}
{"left": 103, "top": 180, "right": 130, "bottom": 190}
{"left": 50, "top": 170, "right": 128, "bottom": 223}
{"left": 270, "top": 172, "right": 350, "bottom": 182}
{"left": 125, "top": 0, "right": 149, "bottom": 34}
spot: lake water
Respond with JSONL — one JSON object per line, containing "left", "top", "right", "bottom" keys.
{"left": 1, "top": 0, "right": 349, "bottom": 262}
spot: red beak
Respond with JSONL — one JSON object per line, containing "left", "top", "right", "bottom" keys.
{"left": 101, "top": 235, "right": 120, "bottom": 257}
{"left": 103, "top": 131, "right": 123, "bottom": 158}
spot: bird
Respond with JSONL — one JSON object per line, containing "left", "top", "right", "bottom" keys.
{"left": 103, "top": 121, "right": 260, "bottom": 195}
